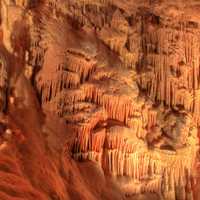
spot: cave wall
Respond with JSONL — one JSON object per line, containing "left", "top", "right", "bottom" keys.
{"left": 0, "top": 0, "right": 200, "bottom": 200}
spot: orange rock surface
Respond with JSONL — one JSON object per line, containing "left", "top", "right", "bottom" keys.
{"left": 1, "top": 0, "right": 200, "bottom": 200}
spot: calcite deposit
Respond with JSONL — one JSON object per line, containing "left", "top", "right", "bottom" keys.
{"left": 1, "top": 0, "right": 200, "bottom": 200}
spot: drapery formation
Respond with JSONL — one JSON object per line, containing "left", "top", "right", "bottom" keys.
{"left": 31, "top": 1, "right": 200, "bottom": 199}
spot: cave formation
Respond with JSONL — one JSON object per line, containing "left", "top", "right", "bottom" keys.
{"left": 0, "top": 0, "right": 200, "bottom": 200}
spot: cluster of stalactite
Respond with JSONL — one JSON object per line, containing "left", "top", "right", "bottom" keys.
{"left": 65, "top": 51, "right": 97, "bottom": 82}
{"left": 48, "top": 0, "right": 141, "bottom": 69}
{"left": 36, "top": 47, "right": 96, "bottom": 105}
{"left": 71, "top": 92, "right": 158, "bottom": 159}
{"left": 71, "top": 112, "right": 198, "bottom": 200}
{"left": 119, "top": 147, "right": 196, "bottom": 200}
{"left": 32, "top": 3, "right": 200, "bottom": 199}
{"left": 138, "top": 16, "right": 200, "bottom": 122}
{"left": 97, "top": 9, "right": 140, "bottom": 69}
{"left": 72, "top": 108, "right": 107, "bottom": 161}
{"left": 78, "top": 126, "right": 197, "bottom": 199}
{"left": 60, "top": 0, "right": 115, "bottom": 29}
{"left": 72, "top": 112, "right": 158, "bottom": 160}
{"left": 82, "top": 83, "right": 138, "bottom": 124}
{"left": 98, "top": 28, "right": 127, "bottom": 54}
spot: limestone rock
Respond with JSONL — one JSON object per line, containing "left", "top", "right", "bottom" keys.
{"left": 0, "top": 0, "right": 200, "bottom": 200}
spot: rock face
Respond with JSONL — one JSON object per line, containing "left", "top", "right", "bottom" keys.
{"left": 1, "top": 0, "right": 200, "bottom": 200}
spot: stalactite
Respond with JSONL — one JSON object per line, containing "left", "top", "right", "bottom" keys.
{"left": 32, "top": 5, "right": 200, "bottom": 199}
{"left": 147, "top": 109, "right": 157, "bottom": 129}
{"left": 82, "top": 83, "right": 138, "bottom": 124}
{"left": 72, "top": 107, "right": 107, "bottom": 161}
{"left": 138, "top": 25, "right": 200, "bottom": 117}
{"left": 98, "top": 27, "right": 127, "bottom": 56}
{"left": 101, "top": 132, "right": 197, "bottom": 197}
{"left": 66, "top": 52, "right": 96, "bottom": 82}
{"left": 37, "top": 71, "right": 81, "bottom": 103}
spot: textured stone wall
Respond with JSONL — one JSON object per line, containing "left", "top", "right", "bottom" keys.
{"left": 1, "top": 0, "right": 200, "bottom": 200}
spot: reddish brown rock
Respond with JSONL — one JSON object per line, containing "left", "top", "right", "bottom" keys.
{"left": 0, "top": 0, "right": 200, "bottom": 200}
